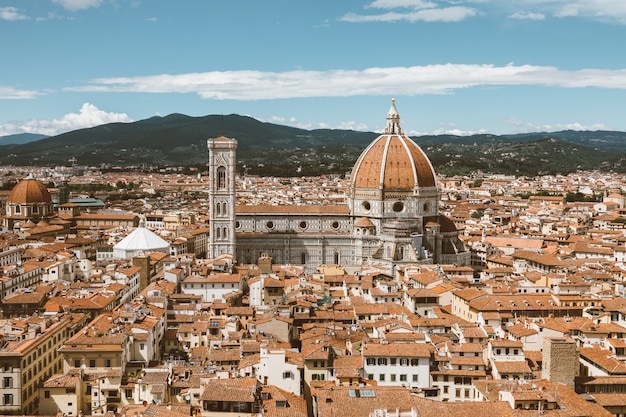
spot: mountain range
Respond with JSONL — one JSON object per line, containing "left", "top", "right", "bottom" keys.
{"left": 1, "top": 114, "right": 626, "bottom": 177}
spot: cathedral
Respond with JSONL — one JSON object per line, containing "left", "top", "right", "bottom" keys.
{"left": 208, "top": 100, "right": 469, "bottom": 272}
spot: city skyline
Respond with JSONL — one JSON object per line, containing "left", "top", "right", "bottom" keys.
{"left": 1, "top": 0, "right": 626, "bottom": 138}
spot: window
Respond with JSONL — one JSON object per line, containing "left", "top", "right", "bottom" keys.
{"left": 89, "top": 359, "right": 96, "bottom": 368}
{"left": 366, "top": 358, "right": 376, "bottom": 365}
{"left": 3, "top": 377, "right": 12, "bottom": 388}
{"left": 140, "top": 343, "right": 145, "bottom": 351}
{"left": 377, "top": 358, "right": 387, "bottom": 366}
{"left": 443, "top": 386, "right": 449, "bottom": 394}
{"left": 217, "top": 167, "right": 226, "bottom": 189}
{"left": 400, "top": 358, "right": 409, "bottom": 366}
{"left": 3, "top": 394, "right": 13, "bottom": 406}
{"left": 105, "top": 359, "right": 111, "bottom": 367}
{"left": 44, "top": 391, "right": 50, "bottom": 399}
{"left": 410, "top": 359, "right": 419, "bottom": 366}
{"left": 379, "top": 374, "right": 385, "bottom": 381}
{"left": 390, "top": 358, "right": 397, "bottom": 365}
{"left": 282, "top": 371, "right": 293, "bottom": 379}
{"left": 74, "top": 359, "right": 81, "bottom": 368}
{"left": 400, "top": 374, "right": 407, "bottom": 382}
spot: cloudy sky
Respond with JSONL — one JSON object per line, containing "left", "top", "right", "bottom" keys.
{"left": 1, "top": 0, "right": 626, "bottom": 137}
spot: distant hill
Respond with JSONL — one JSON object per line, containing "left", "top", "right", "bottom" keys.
{"left": 0, "top": 114, "right": 625, "bottom": 177}
{"left": 0, "top": 132, "right": 48, "bottom": 146}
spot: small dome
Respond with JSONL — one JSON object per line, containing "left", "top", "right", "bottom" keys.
{"left": 7, "top": 179, "right": 52, "bottom": 204}
{"left": 350, "top": 99, "right": 436, "bottom": 192}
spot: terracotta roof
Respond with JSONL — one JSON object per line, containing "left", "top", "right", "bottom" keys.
{"left": 201, "top": 377, "right": 257, "bottom": 402}
{"left": 362, "top": 341, "right": 431, "bottom": 358}
{"left": 7, "top": 179, "right": 52, "bottom": 204}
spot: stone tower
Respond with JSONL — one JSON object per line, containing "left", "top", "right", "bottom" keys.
{"left": 207, "top": 134, "right": 237, "bottom": 259}
{"left": 542, "top": 337, "right": 578, "bottom": 389}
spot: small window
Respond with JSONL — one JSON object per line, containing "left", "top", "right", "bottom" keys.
{"left": 299, "top": 221, "right": 307, "bottom": 229}
{"left": 266, "top": 221, "right": 274, "bottom": 230}
{"left": 362, "top": 201, "right": 371, "bottom": 212}
{"left": 393, "top": 202, "right": 404, "bottom": 212}
{"left": 331, "top": 221, "right": 340, "bottom": 230}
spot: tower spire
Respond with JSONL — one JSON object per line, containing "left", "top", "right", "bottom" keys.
{"left": 384, "top": 98, "right": 403, "bottom": 135}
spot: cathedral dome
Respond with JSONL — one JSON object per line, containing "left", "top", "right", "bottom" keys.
{"left": 7, "top": 179, "right": 52, "bottom": 204}
{"left": 350, "top": 99, "right": 436, "bottom": 193}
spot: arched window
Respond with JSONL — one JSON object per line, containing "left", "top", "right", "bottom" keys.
{"left": 223, "top": 227, "right": 228, "bottom": 239}
{"left": 334, "top": 252, "right": 339, "bottom": 265}
{"left": 222, "top": 202, "right": 227, "bottom": 216}
{"left": 216, "top": 228, "right": 221, "bottom": 239}
{"left": 217, "top": 166, "right": 226, "bottom": 189}
{"left": 216, "top": 203, "right": 221, "bottom": 216}
{"left": 301, "top": 252, "right": 306, "bottom": 265}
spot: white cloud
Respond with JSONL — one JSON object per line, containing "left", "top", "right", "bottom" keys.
{"left": 67, "top": 64, "right": 626, "bottom": 101}
{"left": 366, "top": 0, "right": 436, "bottom": 9}
{"left": 509, "top": 11, "right": 545, "bottom": 20}
{"left": 0, "top": 7, "right": 28, "bottom": 21}
{"left": 268, "top": 115, "right": 286, "bottom": 123}
{"left": 515, "top": 0, "right": 626, "bottom": 23}
{"left": 503, "top": 116, "right": 611, "bottom": 133}
{"left": 0, "top": 86, "right": 41, "bottom": 99}
{"left": 0, "top": 103, "right": 132, "bottom": 136}
{"left": 341, "top": 6, "right": 476, "bottom": 22}
{"left": 347, "top": 0, "right": 626, "bottom": 24}
{"left": 52, "top": 0, "right": 103, "bottom": 12}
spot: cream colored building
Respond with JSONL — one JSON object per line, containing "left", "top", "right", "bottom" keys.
{"left": 0, "top": 313, "right": 88, "bottom": 415}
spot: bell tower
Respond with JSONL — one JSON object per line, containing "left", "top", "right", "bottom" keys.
{"left": 207, "top": 134, "right": 237, "bottom": 259}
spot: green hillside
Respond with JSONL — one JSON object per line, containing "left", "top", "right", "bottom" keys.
{"left": 0, "top": 113, "right": 624, "bottom": 177}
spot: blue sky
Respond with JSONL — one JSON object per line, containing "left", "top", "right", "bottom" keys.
{"left": 1, "top": 0, "right": 626, "bottom": 138}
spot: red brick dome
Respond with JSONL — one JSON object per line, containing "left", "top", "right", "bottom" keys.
{"left": 350, "top": 99, "right": 436, "bottom": 192}
{"left": 7, "top": 179, "right": 52, "bottom": 204}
